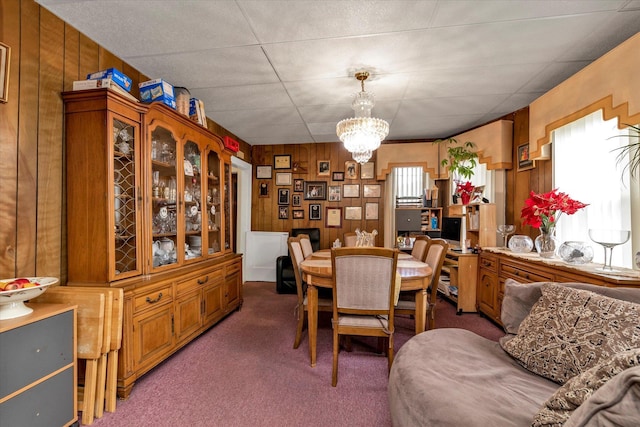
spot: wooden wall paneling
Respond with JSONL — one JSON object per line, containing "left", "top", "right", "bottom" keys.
{"left": 78, "top": 33, "right": 99, "bottom": 83}
{"left": 121, "top": 62, "right": 142, "bottom": 99}
{"left": 37, "top": 7, "right": 65, "bottom": 277}
{"left": 0, "top": 0, "right": 21, "bottom": 277}
{"left": 98, "top": 47, "right": 122, "bottom": 75}
{"left": 15, "top": 0, "right": 40, "bottom": 278}
{"left": 63, "top": 25, "right": 80, "bottom": 91}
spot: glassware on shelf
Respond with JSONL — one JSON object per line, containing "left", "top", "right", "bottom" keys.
{"left": 497, "top": 224, "right": 515, "bottom": 248}
{"left": 588, "top": 229, "right": 631, "bottom": 271}
{"left": 508, "top": 235, "right": 534, "bottom": 253}
{"left": 558, "top": 241, "right": 594, "bottom": 264}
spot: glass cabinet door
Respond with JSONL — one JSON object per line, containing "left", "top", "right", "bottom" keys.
{"left": 224, "top": 162, "right": 232, "bottom": 252}
{"left": 184, "top": 140, "right": 204, "bottom": 261}
{"left": 206, "top": 150, "right": 222, "bottom": 256}
{"left": 150, "top": 126, "right": 178, "bottom": 269}
{"left": 113, "top": 117, "right": 140, "bottom": 277}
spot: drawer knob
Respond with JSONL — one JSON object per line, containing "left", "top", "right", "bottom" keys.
{"left": 198, "top": 276, "right": 209, "bottom": 285}
{"left": 146, "top": 292, "right": 163, "bottom": 304}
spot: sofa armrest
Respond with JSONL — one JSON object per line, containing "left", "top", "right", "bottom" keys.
{"left": 276, "top": 255, "right": 296, "bottom": 294}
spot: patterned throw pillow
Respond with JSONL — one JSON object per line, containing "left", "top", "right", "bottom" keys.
{"left": 501, "top": 283, "right": 640, "bottom": 384}
{"left": 532, "top": 349, "right": 640, "bottom": 426}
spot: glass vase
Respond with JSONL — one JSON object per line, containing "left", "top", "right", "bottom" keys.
{"left": 535, "top": 228, "right": 557, "bottom": 258}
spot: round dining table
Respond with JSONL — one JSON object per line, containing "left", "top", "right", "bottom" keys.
{"left": 300, "top": 249, "right": 432, "bottom": 367}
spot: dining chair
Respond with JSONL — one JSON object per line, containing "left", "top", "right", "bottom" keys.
{"left": 330, "top": 247, "right": 399, "bottom": 386}
{"left": 298, "top": 234, "right": 314, "bottom": 259}
{"left": 288, "top": 236, "right": 332, "bottom": 350}
{"left": 396, "top": 238, "right": 448, "bottom": 331}
{"left": 343, "top": 232, "right": 357, "bottom": 247}
{"left": 411, "top": 235, "right": 430, "bottom": 261}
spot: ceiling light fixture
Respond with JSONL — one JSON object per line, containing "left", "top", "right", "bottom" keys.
{"left": 336, "top": 71, "right": 389, "bottom": 164}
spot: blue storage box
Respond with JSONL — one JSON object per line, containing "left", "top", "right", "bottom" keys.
{"left": 139, "top": 79, "right": 176, "bottom": 109}
{"left": 87, "top": 68, "right": 132, "bottom": 92}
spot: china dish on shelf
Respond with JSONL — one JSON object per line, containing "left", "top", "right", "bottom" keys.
{"left": 0, "top": 277, "right": 58, "bottom": 320}
{"left": 558, "top": 241, "right": 594, "bottom": 264}
{"left": 508, "top": 235, "right": 534, "bottom": 253}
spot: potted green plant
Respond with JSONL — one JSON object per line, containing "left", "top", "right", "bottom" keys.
{"left": 610, "top": 124, "right": 640, "bottom": 180}
{"left": 435, "top": 137, "right": 478, "bottom": 181}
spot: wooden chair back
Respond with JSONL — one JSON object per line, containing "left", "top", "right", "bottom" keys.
{"left": 343, "top": 232, "right": 357, "bottom": 247}
{"left": 287, "top": 236, "right": 306, "bottom": 304}
{"left": 424, "top": 239, "right": 449, "bottom": 330}
{"left": 298, "top": 234, "right": 314, "bottom": 258}
{"left": 411, "top": 236, "right": 430, "bottom": 261}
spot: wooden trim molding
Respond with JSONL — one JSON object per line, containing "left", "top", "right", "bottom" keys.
{"left": 529, "top": 32, "right": 640, "bottom": 160}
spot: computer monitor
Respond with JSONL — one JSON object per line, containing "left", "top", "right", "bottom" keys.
{"left": 440, "top": 217, "right": 462, "bottom": 247}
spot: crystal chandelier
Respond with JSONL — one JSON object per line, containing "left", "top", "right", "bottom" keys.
{"left": 336, "top": 71, "right": 389, "bottom": 164}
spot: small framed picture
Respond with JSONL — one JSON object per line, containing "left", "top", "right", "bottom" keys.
{"left": 309, "top": 204, "right": 322, "bottom": 220}
{"left": 292, "top": 194, "right": 302, "bottom": 207}
{"left": 326, "top": 207, "right": 343, "bottom": 228}
{"left": 345, "top": 206, "right": 362, "bottom": 220}
{"left": 276, "top": 172, "right": 292, "bottom": 186}
{"left": 259, "top": 181, "right": 269, "bottom": 198}
{"left": 278, "top": 188, "right": 290, "bottom": 205}
{"left": 363, "top": 184, "right": 381, "bottom": 198}
{"left": 293, "top": 209, "right": 304, "bottom": 219}
{"left": 328, "top": 185, "right": 341, "bottom": 202}
{"left": 293, "top": 179, "right": 304, "bottom": 192}
{"left": 278, "top": 206, "right": 289, "bottom": 219}
{"left": 343, "top": 184, "right": 360, "bottom": 198}
{"left": 256, "top": 165, "right": 272, "bottom": 179}
{"left": 332, "top": 171, "right": 344, "bottom": 181}
{"left": 304, "top": 181, "right": 327, "bottom": 200}
{"left": 365, "top": 202, "right": 379, "bottom": 220}
{"left": 318, "top": 160, "right": 330, "bottom": 176}
{"left": 0, "top": 43, "right": 9, "bottom": 103}
{"left": 360, "top": 162, "right": 375, "bottom": 179}
{"left": 345, "top": 161, "right": 358, "bottom": 179}
{"left": 517, "top": 142, "right": 535, "bottom": 171}
{"left": 274, "top": 154, "right": 292, "bottom": 169}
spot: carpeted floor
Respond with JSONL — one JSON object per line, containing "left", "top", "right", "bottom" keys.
{"left": 89, "top": 281, "right": 504, "bottom": 427}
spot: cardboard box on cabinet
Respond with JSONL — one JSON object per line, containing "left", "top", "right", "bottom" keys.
{"left": 139, "top": 79, "right": 176, "bottom": 109}
{"left": 87, "top": 68, "right": 133, "bottom": 92}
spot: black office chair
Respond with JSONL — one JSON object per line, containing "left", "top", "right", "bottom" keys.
{"left": 276, "top": 228, "right": 321, "bottom": 294}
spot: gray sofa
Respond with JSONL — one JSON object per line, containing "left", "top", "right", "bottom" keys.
{"left": 388, "top": 280, "right": 640, "bottom": 426}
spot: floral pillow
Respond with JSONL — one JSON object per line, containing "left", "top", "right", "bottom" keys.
{"left": 501, "top": 283, "right": 640, "bottom": 384}
{"left": 531, "top": 348, "right": 640, "bottom": 426}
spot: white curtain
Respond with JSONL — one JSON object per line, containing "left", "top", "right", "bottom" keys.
{"left": 553, "top": 110, "right": 633, "bottom": 268}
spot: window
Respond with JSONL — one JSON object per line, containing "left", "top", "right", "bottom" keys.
{"left": 553, "top": 110, "right": 637, "bottom": 268}
{"left": 394, "top": 166, "right": 424, "bottom": 199}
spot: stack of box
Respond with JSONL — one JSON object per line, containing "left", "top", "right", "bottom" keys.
{"left": 189, "top": 98, "right": 207, "bottom": 126}
{"left": 139, "top": 79, "right": 176, "bottom": 109}
{"left": 73, "top": 67, "right": 137, "bottom": 102}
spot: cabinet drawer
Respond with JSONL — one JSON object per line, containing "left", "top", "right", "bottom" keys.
{"left": 479, "top": 253, "right": 497, "bottom": 272}
{"left": 176, "top": 269, "right": 223, "bottom": 296}
{"left": 0, "top": 310, "right": 74, "bottom": 399}
{"left": 225, "top": 261, "right": 241, "bottom": 276}
{"left": 0, "top": 367, "right": 75, "bottom": 427}
{"left": 500, "top": 262, "right": 552, "bottom": 283}
{"left": 133, "top": 284, "right": 173, "bottom": 314}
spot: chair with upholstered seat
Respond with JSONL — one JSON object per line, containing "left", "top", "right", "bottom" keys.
{"left": 288, "top": 236, "right": 332, "bottom": 351}
{"left": 411, "top": 235, "right": 430, "bottom": 262}
{"left": 343, "top": 232, "right": 357, "bottom": 247}
{"left": 395, "top": 238, "right": 448, "bottom": 332}
{"left": 330, "top": 247, "right": 399, "bottom": 386}
{"left": 298, "top": 234, "right": 314, "bottom": 259}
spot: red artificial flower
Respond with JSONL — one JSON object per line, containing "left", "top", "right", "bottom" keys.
{"left": 455, "top": 181, "right": 475, "bottom": 195}
{"left": 520, "top": 189, "right": 588, "bottom": 232}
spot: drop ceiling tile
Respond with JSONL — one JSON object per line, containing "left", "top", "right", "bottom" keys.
{"left": 518, "top": 62, "right": 591, "bottom": 93}
{"left": 192, "top": 83, "right": 293, "bottom": 112}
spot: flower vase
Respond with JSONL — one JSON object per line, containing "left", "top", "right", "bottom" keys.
{"left": 535, "top": 228, "right": 557, "bottom": 258}
{"left": 460, "top": 193, "right": 471, "bottom": 205}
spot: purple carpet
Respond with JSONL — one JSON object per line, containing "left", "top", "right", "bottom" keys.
{"left": 89, "top": 282, "right": 503, "bottom": 426}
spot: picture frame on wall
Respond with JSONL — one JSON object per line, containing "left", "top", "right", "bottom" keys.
{"left": 328, "top": 185, "right": 341, "bottom": 202}
{"left": 303, "top": 181, "right": 327, "bottom": 200}
{"left": 293, "top": 179, "right": 304, "bottom": 192}
{"left": 517, "top": 142, "right": 535, "bottom": 171}
{"left": 309, "top": 204, "right": 322, "bottom": 220}
{"left": 278, "top": 188, "right": 290, "bottom": 205}
{"left": 259, "top": 181, "right": 269, "bottom": 197}
{"left": 326, "top": 207, "right": 343, "bottom": 228}
{"left": 293, "top": 209, "right": 304, "bottom": 219}
{"left": 275, "top": 172, "right": 292, "bottom": 186}
{"left": 292, "top": 194, "right": 302, "bottom": 207}
{"left": 318, "top": 160, "right": 330, "bottom": 176}
{"left": 278, "top": 206, "right": 289, "bottom": 219}
{"left": 274, "top": 154, "right": 292, "bottom": 169}
{"left": 332, "top": 171, "right": 344, "bottom": 181}
{"left": 345, "top": 161, "right": 358, "bottom": 180}
{"left": 0, "top": 42, "right": 10, "bottom": 103}
{"left": 343, "top": 184, "right": 360, "bottom": 198}
{"left": 365, "top": 202, "right": 379, "bottom": 220}
{"left": 256, "top": 165, "right": 272, "bottom": 179}
{"left": 363, "top": 184, "right": 381, "bottom": 198}
{"left": 360, "top": 162, "right": 375, "bottom": 179}
{"left": 345, "top": 206, "right": 362, "bottom": 220}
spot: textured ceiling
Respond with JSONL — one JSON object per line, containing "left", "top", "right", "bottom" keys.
{"left": 37, "top": 0, "right": 640, "bottom": 146}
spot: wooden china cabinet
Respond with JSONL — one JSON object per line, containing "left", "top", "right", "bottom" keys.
{"left": 63, "top": 88, "right": 242, "bottom": 398}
